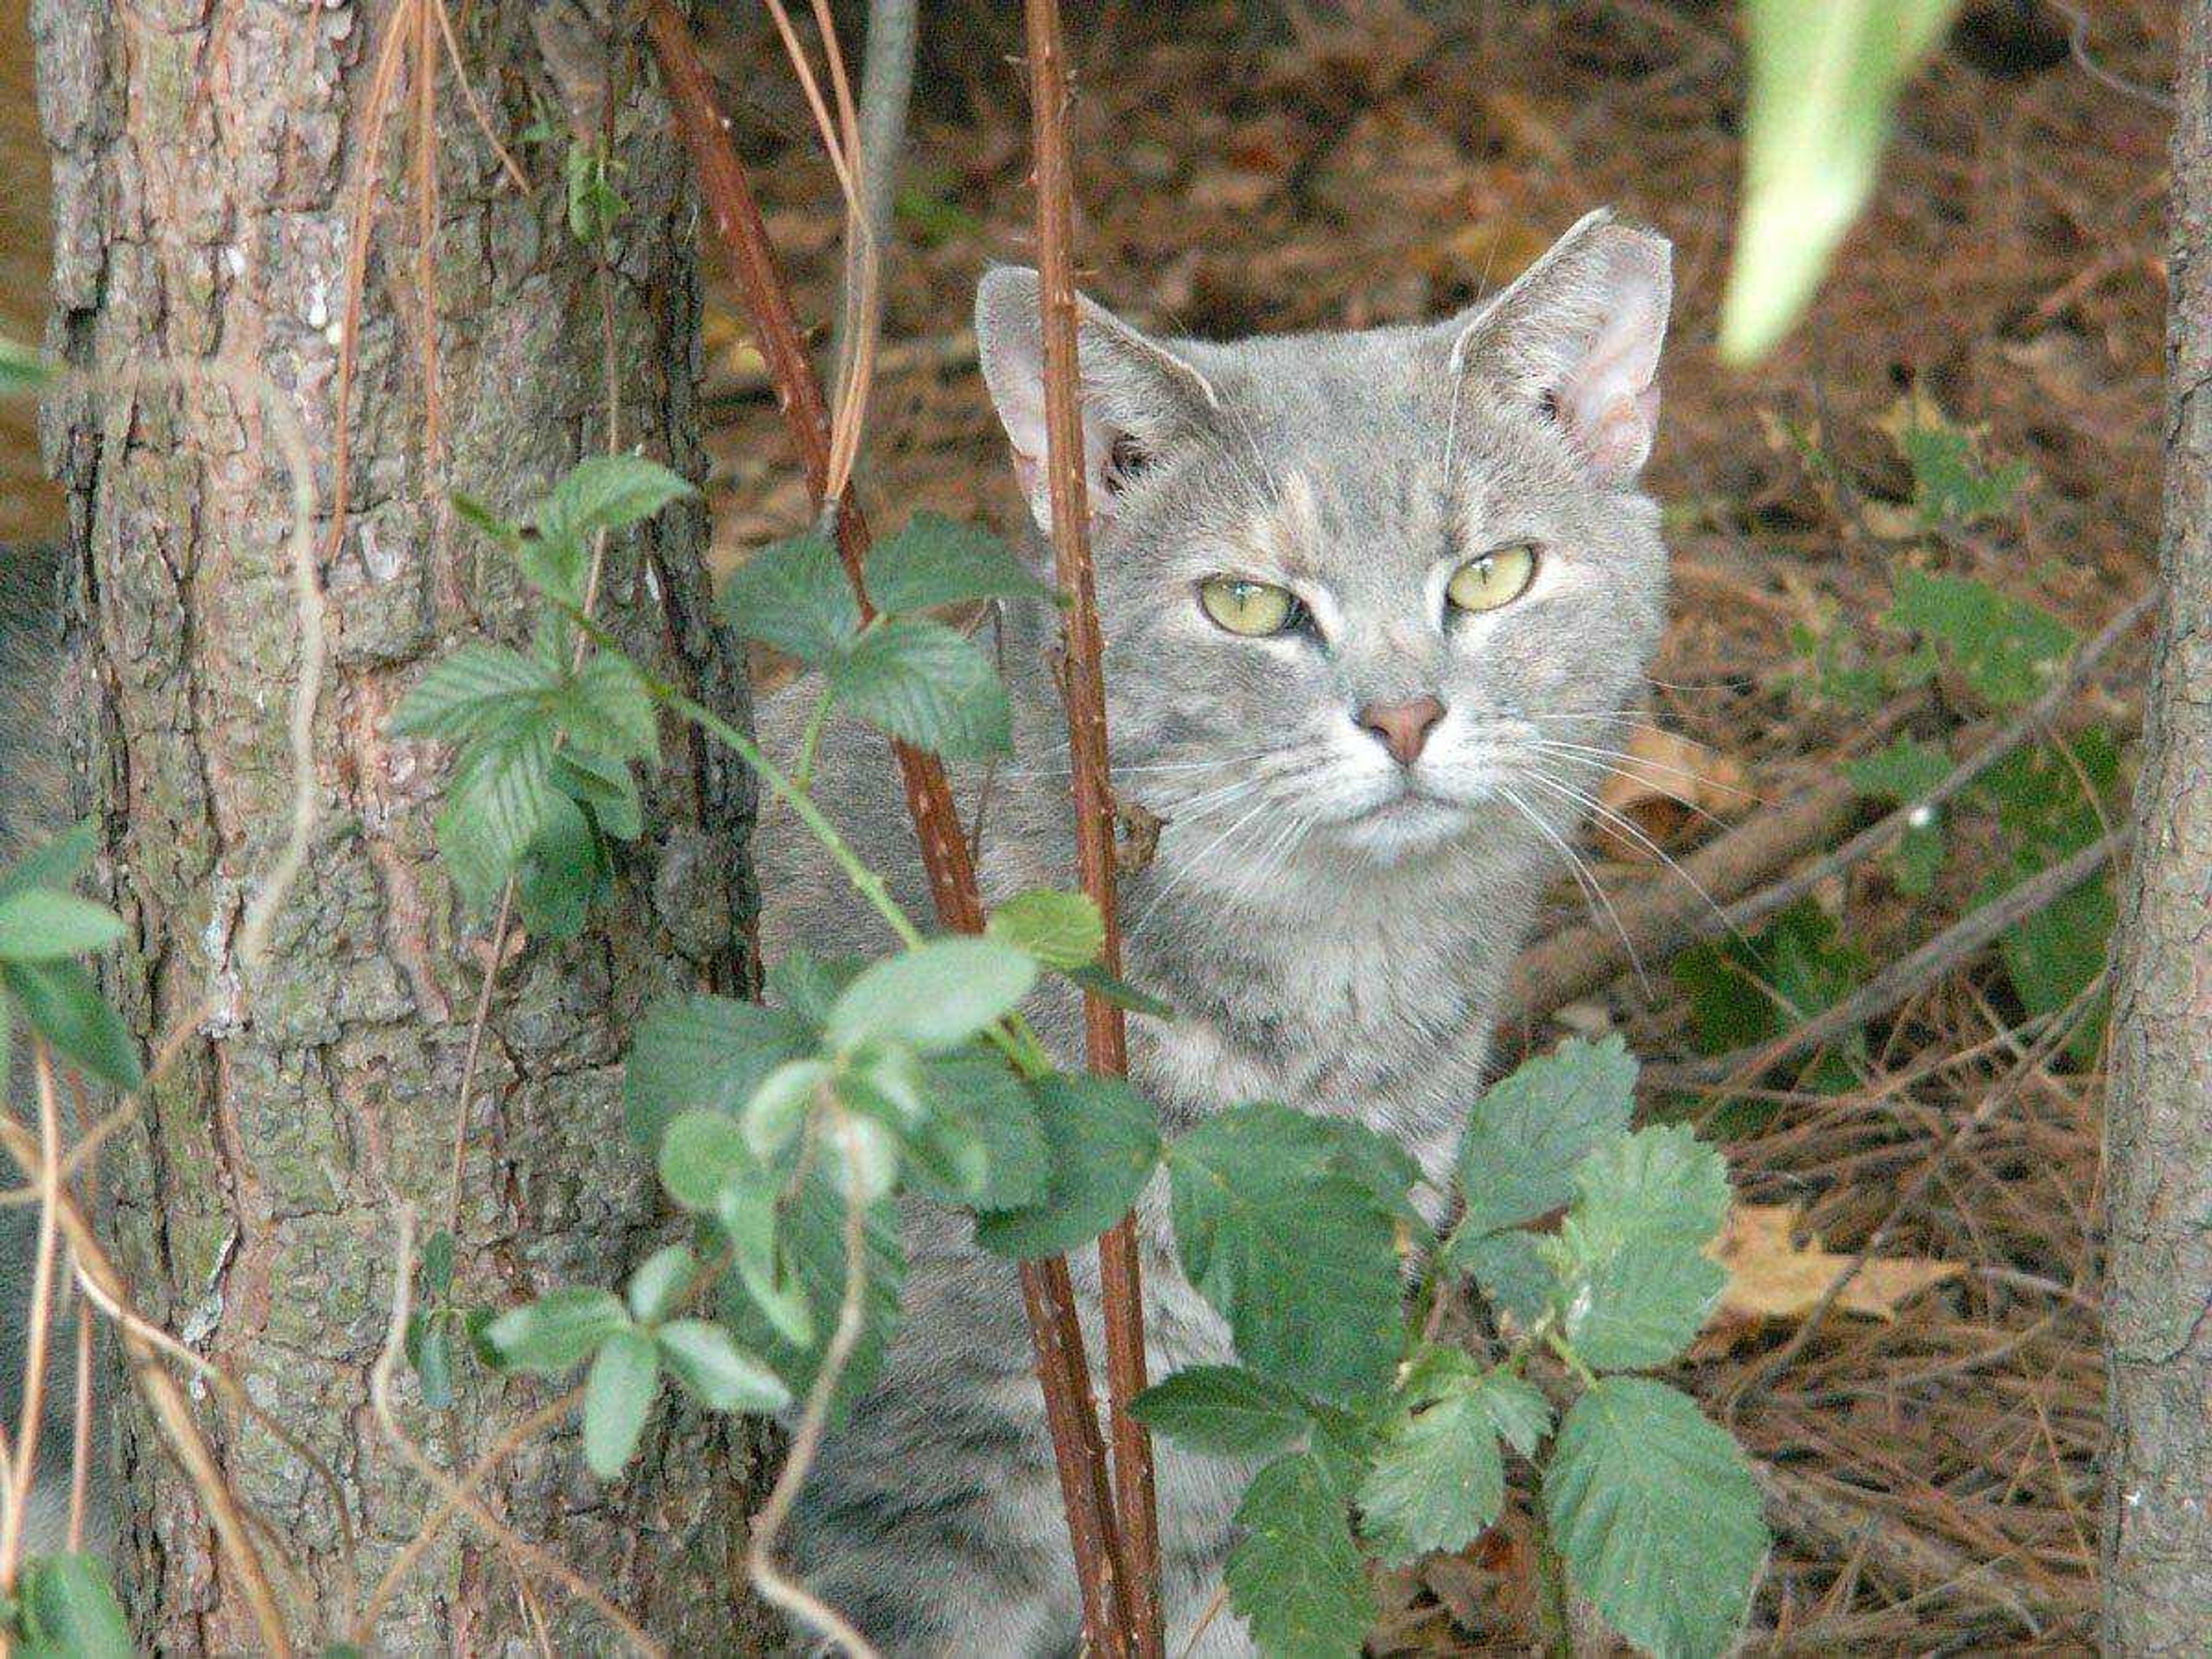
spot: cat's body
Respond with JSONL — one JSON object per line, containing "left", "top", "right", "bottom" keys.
{"left": 760, "top": 210, "right": 1675, "bottom": 1654}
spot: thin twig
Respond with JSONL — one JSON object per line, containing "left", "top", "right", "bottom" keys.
{"left": 1671, "top": 829, "right": 2127, "bottom": 1087}
{"left": 66, "top": 1294, "right": 92, "bottom": 1553}
{"left": 0, "top": 1043, "right": 65, "bottom": 1591}
{"left": 369, "top": 1206, "right": 666, "bottom": 1657}
{"left": 1017, "top": 0, "right": 1160, "bottom": 1650}
{"left": 745, "top": 1111, "right": 882, "bottom": 1657}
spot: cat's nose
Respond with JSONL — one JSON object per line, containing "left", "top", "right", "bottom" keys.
{"left": 1357, "top": 696, "right": 1446, "bottom": 766}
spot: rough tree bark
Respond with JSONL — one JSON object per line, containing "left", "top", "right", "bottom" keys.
{"left": 2102, "top": 5, "right": 2212, "bottom": 1650}
{"left": 33, "top": 2, "right": 767, "bottom": 1649}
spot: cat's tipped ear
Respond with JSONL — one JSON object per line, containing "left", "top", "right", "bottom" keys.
{"left": 975, "top": 266, "right": 1221, "bottom": 535}
{"left": 1447, "top": 209, "right": 1673, "bottom": 486}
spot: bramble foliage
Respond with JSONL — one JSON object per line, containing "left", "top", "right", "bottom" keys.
{"left": 365, "top": 457, "right": 1783, "bottom": 1654}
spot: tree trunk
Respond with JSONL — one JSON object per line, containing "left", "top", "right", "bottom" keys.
{"left": 2102, "top": 5, "right": 2212, "bottom": 1649}
{"left": 33, "top": 2, "right": 767, "bottom": 1650}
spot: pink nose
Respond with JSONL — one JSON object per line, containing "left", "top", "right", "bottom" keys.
{"left": 1357, "top": 696, "right": 1445, "bottom": 766}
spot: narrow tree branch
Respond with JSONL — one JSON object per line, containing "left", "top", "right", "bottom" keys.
{"left": 1017, "top": 1, "right": 1160, "bottom": 1650}
{"left": 641, "top": 10, "right": 1133, "bottom": 1650}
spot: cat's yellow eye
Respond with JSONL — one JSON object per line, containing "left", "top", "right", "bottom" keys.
{"left": 1199, "top": 576, "right": 1299, "bottom": 637}
{"left": 1445, "top": 543, "right": 1539, "bottom": 615}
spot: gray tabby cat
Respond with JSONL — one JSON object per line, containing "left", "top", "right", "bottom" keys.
{"left": 757, "top": 208, "right": 1675, "bottom": 1654}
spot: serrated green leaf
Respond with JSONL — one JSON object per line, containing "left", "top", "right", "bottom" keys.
{"left": 1168, "top": 1100, "right": 1403, "bottom": 1402}
{"left": 391, "top": 644, "right": 555, "bottom": 741}
{"left": 514, "top": 791, "right": 606, "bottom": 941}
{"left": 0, "top": 891, "right": 127, "bottom": 961}
{"left": 1473, "top": 1372, "right": 1552, "bottom": 1457}
{"left": 452, "top": 492, "right": 523, "bottom": 556}
{"left": 1225, "top": 1451, "right": 1374, "bottom": 1658}
{"left": 557, "top": 652, "right": 660, "bottom": 762}
{"left": 0, "top": 820, "right": 97, "bottom": 904}
{"left": 2, "top": 960, "right": 142, "bottom": 1090}
{"left": 483, "top": 1287, "right": 631, "bottom": 1376}
{"left": 987, "top": 888, "right": 1105, "bottom": 970}
{"left": 1544, "top": 1377, "right": 1769, "bottom": 1659}
{"left": 553, "top": 747, "right": 643, "bottom": 841}
{"left": 974, "top": 1073, "right": 1160, "bottom": 1258}
{"left": 540, "top": 454, "right": 696, "bottom": 554}
{"left": 624, "top": 993, "right": 816, "bottom": 1147}
{"left": 16, "top": 1553, "right": 132, "bottom": 1658}
{"left": 658, "top": 1109, "right": 758, "bottom": 1212}
{"left": 863, "top": 512, "right": 1054, "bottom": 614}
{"left": 1455, "top": 1228, "right": 1552, "bottom": 1327}
{"left": 1357, "top": 1387, "right": 1505, "bottom": 1565}
{"left": 1130, "top": 1365, "right": 1313, "bottom": 1457}
{"left": 1455, "top": 1035, "right": 1637, "bottom": 1240}
{"left": 1313, "top": 1118, "right": 1423, "bottom": 1226}
{"left": 718, "top": 532, "right": 860, "bottom": 665}
{"left": 828, "top": 616, "right": 1012, "bottom": 760}
{"left": 584, "top": 1328, "right": 660, "bottom": 1478}
{"left": 627, "top": 1244, "right": 698, "bottom": 1326}
{"left": 1886, "top": 569, "right": 2075, "bottom": 710}
{"left": 902, "top": 1052, "right": 1048, "bottom": 1211}
{"left": 825, "top": 937, "right": 1037, "bottom": 1054}
{"left": 766, "top": 950, "right": 867, "bottom": 1027}
{"left": 435, "top": 719, "right": 558, "bottom": 907}
{"left": 718, "top": 1168, "right": 903, "bottom": 1421}
{"left": 1551, "top": 1125, "right": 1732, "bottom": 1372}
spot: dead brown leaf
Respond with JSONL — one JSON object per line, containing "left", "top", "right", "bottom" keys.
{"left": 1710, "top": 1203, "right": 1962, "bottom": 1326}
{"left": 1592, "top": 725, "right": 1752, "bottom": 860}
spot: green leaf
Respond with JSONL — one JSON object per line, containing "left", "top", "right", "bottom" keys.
{"left": 514, "top": 791, "right": 607, "bottom": 942}
{"left": 0, "top": 821, "right": 97, "bottom": 904}
{"left": 483, "top": 1287, "right": 631, "bottom": 1376}
{"left": 583, "top": 1328, "right": 660, "bottom": 1478}
{"left": 1357, "top": 1387, "right": 1505, "bottom": 1566}
{"left": 743, "top": 1058, "right": 832, "bottom": 1160}
{"left": 1168, "top": 1100, "right": 1403, "bottom": 1402}
{"left": 2, "top": 960, "right": 142, "bottom": 1090}
{"left": 391, "top": 644, "right": 555, "bottom": 741}
{"left": 1885, "top": 569, "right": 2075, "bottom": 710}
{"left": 452, "top": 492, "right": 524, "bottom": 557}
{"left": 0, "top": 891, "right": 127, "bottom": 961}
{"left": 415, "top": 1319, "right": 455, "bottom": 1410}
{"left": 540, "top": 455, "right": 695, "bottom": 553}
{"left": 863, "top": 513, "right": 1053, "bottom": 614}
{"left": 823, "top": 1112, "right": 901, "bottom": 1206}
{"left": 1544, "top": 1378, "right": 1769, "bottom": 1659}
{"left": 1719, "top": 0, "right": 1963, "bottom": 362}
{"left": 825, "top": 937, "right": 1037, "bottom": 1054}
{"left": 1225, "top": 1451, "right": 1374, "bottom": 1658}
{"left": 655, "top": 1319, "right": 793, "bottom": 1413}
{"left": 553, "top": 747, "right": 643, "bottom": 840}
{"left": 435, "top": 720, "right": 558, "bottom": 908}
{"left": 987, "top": 888, "right": 1105, "bottom": 971}
{"left": 974, "top": 1074, "right": 1160, "bottom": 1259}
{"left": 421, "top": 1230, "right": 456, "bottom": 1297}
{"left": 1455, "top": 1228, "right": 1552, "bottom": 1327}
{"left": 1550, "top": 1126, "right": 1732, "bottom": 1372}
{"left": 15, "top": 1553, "right": 132, "bottom": 1658}
{"left": 1472, "top": 1372, "right": 1552, "bottom": 1457}
{"left": 1066, "top": 963, "right": 1174, "bottom": 1020}
{"left": 624, "top": 994, "right": 816, "bottom": 1146}
{"left": 1674, "top": 899, "right": 1869, "bottom": 1086}
{"left": 718, "top": 1169, "right": 903, "bottom": 1420}
{"left": 1130, "top": 1365, "right": 1313, "bottom": 1457}
{"left": 717, "top": 532, "right": 860, "bottom": 665}
{"left": 905, "top": 1051, "right": 1050, "bottom": 1211}
{"left": 1846, "top": 736, "right": 1952, "bottom": 895}
{"left": 1455, "top": 1035, "right": 1637, "bottom": 1240}
{"left": 559, "top": 653, "right": 660, "bottom": 762}
{"left": 766, "top": 950, "right": 867, "bottom": 1026}
{"left": 1884, "top": 396, "right": 2028, "bottom": 528}
{"left": 657, "top": 1109, "right": 759, "bottom": 1213}
{"left": 828, "top": 616, "right": 1012, "bottom": 760}
{"left": 627, "top": 1244, "right": 698, "bottom": 1325}
{"left": 1313, "top": 1119, "right": 1423, "bottom": 1226}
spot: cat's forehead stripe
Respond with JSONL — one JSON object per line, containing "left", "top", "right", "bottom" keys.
{"left": 1239, "top": 469, "right": 1324, "bottom": 578}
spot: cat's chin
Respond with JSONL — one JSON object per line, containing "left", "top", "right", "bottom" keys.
{"left": 1328, "top": 790, "right": 1475, "bottom": 861}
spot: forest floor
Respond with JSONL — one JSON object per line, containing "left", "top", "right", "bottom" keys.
{"left": 706, "top": 2, "right": 2175, "bottom": 1651}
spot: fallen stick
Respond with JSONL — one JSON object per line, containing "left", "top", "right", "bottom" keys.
{"left": 1502, "top": 589, "right": 2153, "bottom": 1028}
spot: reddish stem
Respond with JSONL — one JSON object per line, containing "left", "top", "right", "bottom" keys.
{"left": 642, "top": 8, "right": 1135, "bottom": 1653}
{"left": 1017, "top": 1, "right": 1162, "bottom": 1652}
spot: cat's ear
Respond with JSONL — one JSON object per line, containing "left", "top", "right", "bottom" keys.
{"left": 976, "top": 266, "right": 1221, "bottom": 535}
{"left": 1446, "top": 209, "right": 1673, "bottom": 485}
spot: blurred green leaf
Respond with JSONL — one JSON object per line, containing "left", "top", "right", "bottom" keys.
{"left": 624, "top": 993, "right": 815, "bottom": 1146}
{"left": 483, "top": 1287, "right": 631, "bottom": 1376}
{"left": 1885, "top": 570, "right": 2075, "bottom": 710}
{"left": 656, "top": 1320, "right": 792, "bottom": 1414}
{"left": 627, "top": 1244, "right": 698, "bottom": 1326}
{"left": 825, "top": 937, "right": 1037, "bottom": 1054}
{"left": 987, "top": 888, "right": 1105, "bottom": 971}
{"left": 974, "top": 1073, "right": 1160, "bottom": 1259}
{"left": 0, "top": 891, "right": 127, "bottom": 962}
{"left": 584, "top": 1328, "right": 660, "bottom": 1477}
{"left": 2, "top": 960, "right": 142, "bottom": 1090}
{"left": 15, "top": 1553, "right": 132, "bottom": 1658}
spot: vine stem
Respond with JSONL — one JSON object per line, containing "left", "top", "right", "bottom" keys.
{"left": 1017, "top": 3, "right": 1162, "bottom": 1648}
{"left": 641, "top": 9, "right": 1135, "bottom": 1650}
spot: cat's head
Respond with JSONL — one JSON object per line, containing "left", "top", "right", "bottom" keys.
{"left": 975, "top": 210, "right": 1672, "bottom": 885}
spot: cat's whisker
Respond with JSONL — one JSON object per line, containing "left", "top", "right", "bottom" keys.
{"left": 1512, "top": 767, "right": 1753, "bottom": 955}
{"left": 1521, "top": 738, "right": 1760, "bottom": 826}
{"left": 1495, "top": 783, "right": 1652, "bottom": 998}
{"left": 1129, "top": 793, "right": 1284, "bottom": 937}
